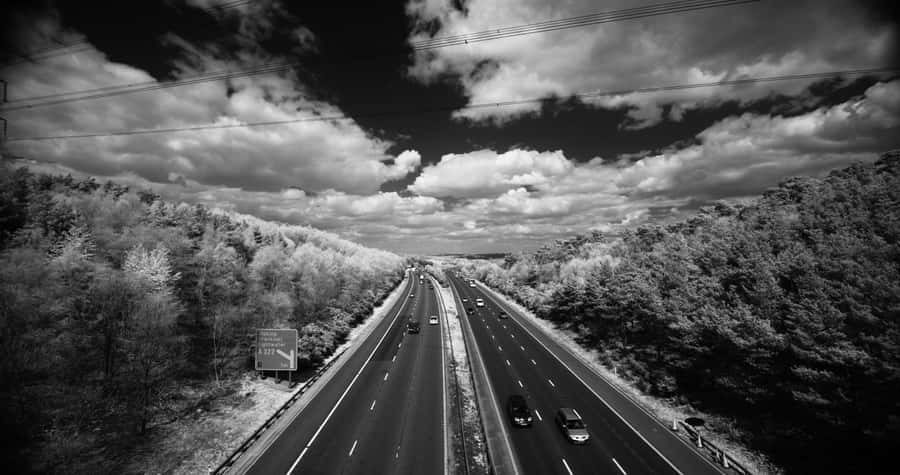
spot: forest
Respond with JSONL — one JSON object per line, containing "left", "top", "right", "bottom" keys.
{"left": 456, "top": 151, "right": 900, "bottom": 473}
{"left": 0, "top": 165, "right": 405, "bottom": 472}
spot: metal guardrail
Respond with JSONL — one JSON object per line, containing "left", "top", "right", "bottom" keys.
{"left": 211, "top": 348, "right": 348, "bottom": 475}
{"left": 676, "top": 422, "right": 753, "bottom": 474}
{"left": 473, "top": 278, "right": 752, "bottom": 475}
{"left": 432, "top": 276, "right": 471, "bottom": 475}
{"left": 449, "top": 280, "right": 497, "bottom": 475}
{"left": 212, "top": 274, "right": 410, "bottom": 474}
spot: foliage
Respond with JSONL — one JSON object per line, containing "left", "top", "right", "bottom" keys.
{"left": 0, "top": 164, "right": 405, "bottom": 472}
{"left": 455, "top": 151, "right": 900, "bottom": 474}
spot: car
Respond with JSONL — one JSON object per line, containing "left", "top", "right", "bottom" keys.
{"left": 507, "top": 395, "right": 533, "bottom": 427}
{"left": 429, "top": 315, "right": 439, "bottom": 325}
{"left": 466, "top": 306, "right": 475, "bottom": 314}
{"left": 407, "top": 319, "right": 420, "bottom": 333}
{"left": 498, "top": 311, "right": 509, "bottom": 319}
{"left": 462, "top": 297, "right": 469, "bottom": 302}
{"left": 555, "top": 408, "right": 589, "bottom": 444}
{"left": 409, "top": 293, "right": 415, "bottom": 298}
{"left": 469, "top": 282, "right": 476, "bottom": 288}
{"left": 475, "top": 298, "right": 484, "bottom": 307}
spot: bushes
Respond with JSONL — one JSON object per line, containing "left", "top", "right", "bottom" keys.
{"left": 0, "top": 164, "right": 405, "bottom": 471}
{"left": 457, "top": 151, "right": 900, "bottom": 474}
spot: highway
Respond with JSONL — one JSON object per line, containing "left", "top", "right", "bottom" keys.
{"left": 245, "top": 270, "right": 446, "bottom": 475}
{"left": 448, "top": 274, "right": 723, "bottom": 475}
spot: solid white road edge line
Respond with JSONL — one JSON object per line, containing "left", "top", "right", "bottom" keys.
{"left": 453, "top": 279, "right": 522, "bottom": 475}
{"left": 475, "top": 282, "right": 689, "bottom": 475}
{"left": 285, "top": 280, "right": 410, "bottom": 475}
{"left": 431, "top": 276, "right": 449, "bottom": 475}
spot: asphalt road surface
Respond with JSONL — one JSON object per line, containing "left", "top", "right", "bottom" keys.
{"left": 449, "top": 274, "right": 723, "bottom": 475}
{"left": 245, "top": 271, "right": 445, "bottom": 475}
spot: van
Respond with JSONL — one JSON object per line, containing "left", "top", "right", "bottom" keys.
{"left": 555, "top": 408, "right": 589, "bottom": 444}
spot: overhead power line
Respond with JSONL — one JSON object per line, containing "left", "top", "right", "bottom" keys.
{"left": 0, "top": 0, "right": 751, "bottom": 111}
{"left": 0, "top": 60, "right": 297, "bottom": 111}
{"left": 7, "top": 67, "right": 896, "bottom": 142}
{"left": 0, "top": 44, "right": 94, "bottom": 70}
{"left": 205, "top": 0, "right": 253, "bottom": 13}
{"left": 0, "top": 2, "right": 250, "bottom": 70}
{"left": 1, "top": 39, "right": 89, "bottom": 59}
{"left": 411, "top": 0, "right": 758, "bottom": 50}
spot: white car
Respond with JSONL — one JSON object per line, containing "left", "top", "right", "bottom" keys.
{"left": 429, "top": 315, "right": 439, "bottom": 325}
{"left": 469, "top": 281, "right": 476, "bottom": 288}
{"left": 475, "top": 298, "right": 485, "bottom": 307}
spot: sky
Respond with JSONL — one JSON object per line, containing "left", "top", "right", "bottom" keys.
{"left": 1, "top": 0, "right": 898, "bottom": 255}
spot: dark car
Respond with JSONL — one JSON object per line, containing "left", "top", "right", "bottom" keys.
{"left": 407, "top": 319, "right": 420, "bottom": 333}
{"left": 498, "top": 311, "right": 509, "bottom": 319}
{"left": 507, "top": 395, "right": 533, "bottom": 427}
{"left": 555, "top": 408, "right": 589, "bottom": 444}
{"left": 466, "top": 306, "right": 475, "bottom": 314}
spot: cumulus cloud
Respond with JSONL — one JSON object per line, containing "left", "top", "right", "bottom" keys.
{"left": 399, "top": 79, "right": 900, "bottom": 250}
{"left": 4, "top": 7, "right": 420, "bottom": 195}
{"left": 408, "top": 148, "right": 573, "bottom": 198}
{"left": 406, "top": 0, "right": 897, "bottom": 126}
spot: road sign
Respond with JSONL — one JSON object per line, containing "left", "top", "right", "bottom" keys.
{"left": 256, "top": 329, "right": 298, "bottom": 371}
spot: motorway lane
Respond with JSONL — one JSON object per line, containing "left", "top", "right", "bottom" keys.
{"left": 245, "top": 271, "right": 445, "bottom": 475}
{"left": 450, "top": 275, "right": 680, "bottom": 475}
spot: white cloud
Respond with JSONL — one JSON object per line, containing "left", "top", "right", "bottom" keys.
{"left": 409, "top": 148, "right": 573, "bottom": 198}
{"left": 5, "top": 9, "right": 419, "bottom": 195}
{"left": 406, "top": 0, "right": 897, "bottom": 126}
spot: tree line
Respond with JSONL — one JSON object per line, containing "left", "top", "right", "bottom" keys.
{"left": 456, "top": 151, "right": 900, "bottom": 474}
{"left": 0, "top": 166, "right": 405, "bottom": 472}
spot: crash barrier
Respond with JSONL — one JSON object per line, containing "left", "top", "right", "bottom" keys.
{"left": 450, "top": 283, "right": 496, "bottom": 475}
{"left": 433, "top": 277, "right": 474, "bottom": 475}
{"left": 676, "top": 421, "right": 753, "bottom": 474}
{"left": 212, "top": 349, "right": 348, "bottom": 475}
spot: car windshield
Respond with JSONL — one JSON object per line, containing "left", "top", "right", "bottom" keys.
{"left": 566, "top": 419, "right": 585, "bottom": 429}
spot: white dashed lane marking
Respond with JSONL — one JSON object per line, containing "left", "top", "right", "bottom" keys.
{"left": 349, "top": 440, "right": 358, "bottom": 457}
{"left": 613, "top": 458, "right": 627, "bottom": 474}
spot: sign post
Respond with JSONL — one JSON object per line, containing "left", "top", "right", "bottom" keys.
{"left": 256, "top": 329, "right": 298, "bottom": 372}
